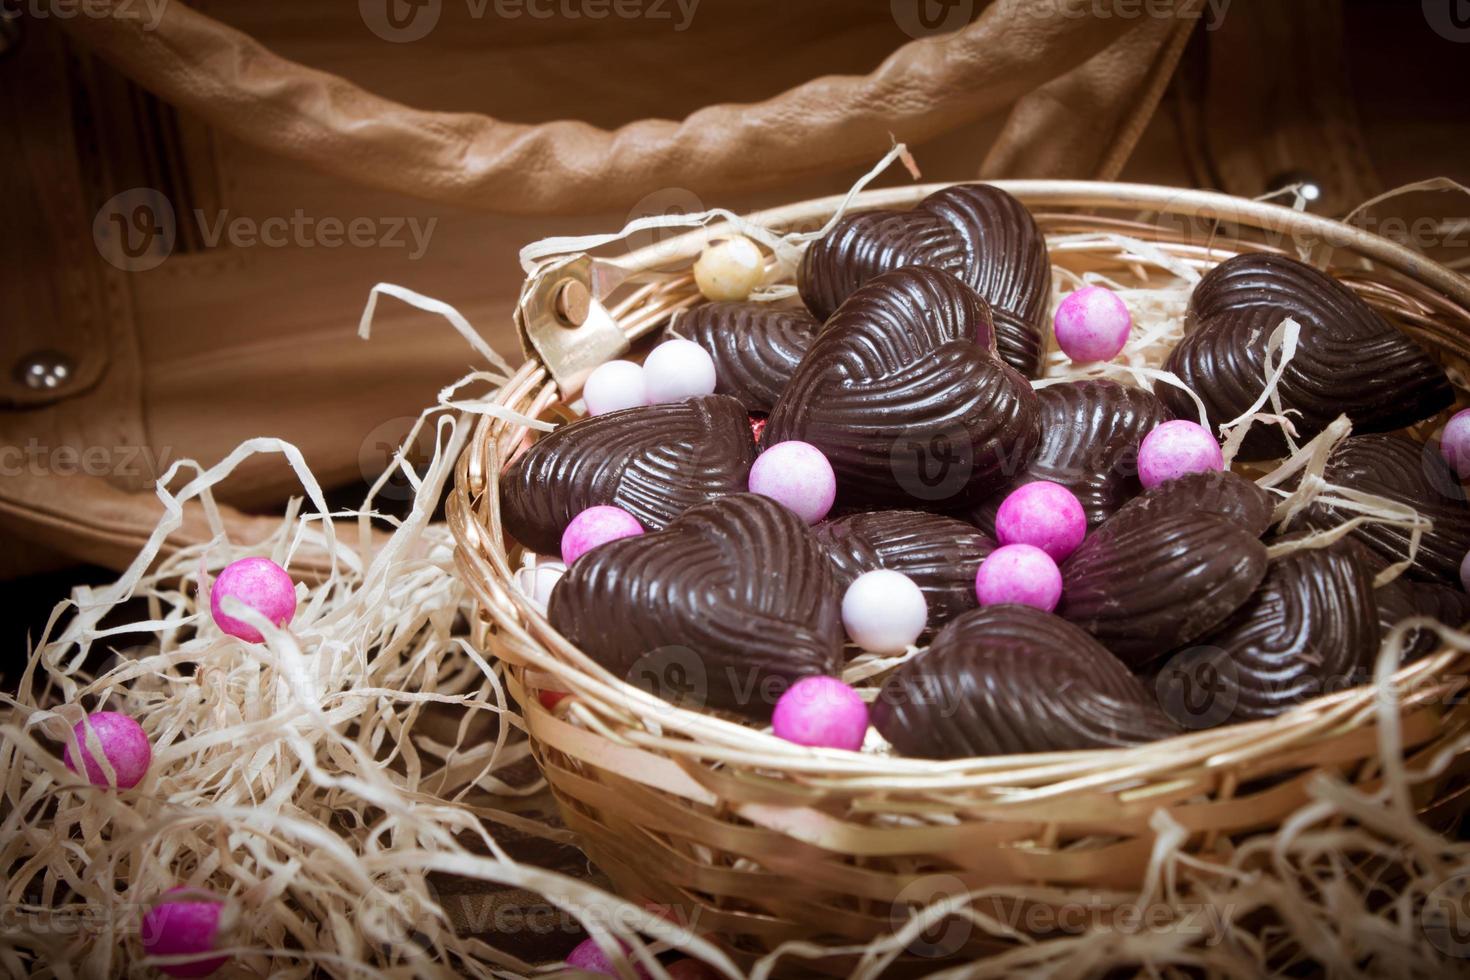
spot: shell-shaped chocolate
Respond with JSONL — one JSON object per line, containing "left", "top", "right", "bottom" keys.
{"left": 1106, "top": 470, "right": 1276, "bottom": 539}
{"left": 672, "top": 302, "right": 819, "bottom": 413}
{"left": 547, "top": 494, "right": 841, "bottom": 717}
{"left": 500, "top": 394, "right": 756, "bottom": 555}
{"left": 1059, "top": 510, "right": 1268, "bottom": 668}
{"left": 1158, "top": 253, "right": 1452, "bottom": 460}
{"left": 798, "top": 184, "right": 1051, "bottom": 377}
{"left": 813, "top": 511, "right": 995, "bottom": 628}
{"left": 972, "top": 380, "right": 1172, "bottom": 532}
{"left": 1301, "top": 433, "right": 1470, "bottom": 584}
{"left": 765, "top": 267, "right": 1039, "bottom": 510}
{"left": 873, "top": 605, "right": 1180, "bottom": 758}
{"left": 1156, "top": 544, "right": 1378, "bottom": 727}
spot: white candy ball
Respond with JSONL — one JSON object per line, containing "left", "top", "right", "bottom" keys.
{"left": 841, "top": 569, "right": 928, "bottom": 654}
{"left": 643, "top": 339, "right": 717, "bottom": 404}
{"left": 693, "top": 235, "right": 765, "bottom": 301}
{"left": 516, "top": 559, "right": 566, "bottom": 610}
{"left": 583, "top": 360, "right": 647, "bottom": 416}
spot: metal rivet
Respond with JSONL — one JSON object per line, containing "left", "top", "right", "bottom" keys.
{"left": 16, "top": 351, "right": 75, "bottom": 391}
{"left": 1266, "top": 170, "right": 1324, "bottom": 208}
{"left": 554, "top": 279, "right": 591, "bottom": 328}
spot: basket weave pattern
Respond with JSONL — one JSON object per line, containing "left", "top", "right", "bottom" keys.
{"left": 449, "top": 183, "right": 1470, "bottom": 966}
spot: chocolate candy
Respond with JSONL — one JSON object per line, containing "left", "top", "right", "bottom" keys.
{"left": 1358, "top": 542, "right": 1470, "bottom": 660}
{"left": 872, "top": 604, "right": 1179, "bottom": 758}
{"left": 1059, "top": 509, "right": 1268, "bottom": 668}
{"left": 547, "top": 493, "right": 841, "bottom": 717}
{"left": 973, "top": 380, "right": 1171, "bottom": 532}
{"left": 1156, "top": 543, "right": 1378, "bottom": 726}
{"left": 1106, "top": 470, "right": 1276, "bottom": 539}
{"left": 1158, "top": 253, "right": 1452, "bottom": 461}
{"left": 672, "top": 302, "right": 818, "bottom": 413}
{"left": 798, "top": 184, "right": 1051, "bottom": 377}
{"left": 765, "top": 267, "right": 1040, "bottom": 509}
{"left": 500, "top": 394, "right": 756, "bottom": 556}
{"left": 1300, "top": 432, "right": 1470, "bottom": 584}
{"left": 813, "top": 510, "right": 995, "bottom": 629}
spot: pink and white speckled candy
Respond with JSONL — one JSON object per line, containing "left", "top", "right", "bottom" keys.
{"left": 583, "top": 360, "right": 648, "bottom": 416}
{"left": 565, "top": 938, "right": 651, "bottom": 978}
{"left": 974, "top": 544, "right": 1063, "bottom": 612}
{"left": 64, "top": 711, "right": 150, "bottom": 789}
{"left": 1441, "top": 408, "right": 1470, "bottom": 480}
{"left": 772, "top": 676, "right": 869, "bottom": 751}
{"left": 210, "top": 557, "right": 297, "bottom": 644}
{"left": 1461, "top": 549, "right": 1470, "bottom": 594}
{"left": 1137, "top": 420, "right": 1224, "bottom": 489}
{"left": 994, "top": 481, "right": 1087, "bottom": 561}
{"left": 1053, "top": 286, "right": 1132, "bottom": 363}
{"left": 560, "top": 506, "right": 644, "bottom": 565}
{"left": 747, "top": 440, "right": 836, "bottom": 525}
{"left": 140, "top": 888, "right": 229, "bottom": 978}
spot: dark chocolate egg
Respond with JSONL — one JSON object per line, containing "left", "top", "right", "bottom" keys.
{"left": 1059, "top": 510, "right": 1268, "bottom": 668}
{"left": 672, "top": 302, "right": 818, "bottom": 413}
{"left": 1158, "top": 253, "right": 1452, "bottom": 461}
{"left": 1300, "top": 432, "right": 1470, "bottom": 585}
{"left": 972, "top": 380, "right": 1172, "bottom": 533}
{"left": 500, "top": 394, "right": 756, "bottom": 555}
{"left": 1105, "top": 470, "right": 1276, "bottom": 539}
{"left": 547, "top": 493, "right": 841, "bottom": 717}
{"left": 798, "top": 184, "right": 1051, "bottom": 377}
{"left": 813, "top": 511, "right": 994, "bottom": 629}
{"left": 765, "top": 267, "right": 1039, "bottom": 510}
{"left": 873, "top": 604, "right": 1179, "bottom": 758}
{"left": 1155, "top": 543, "right": 1379, "bottom": 727}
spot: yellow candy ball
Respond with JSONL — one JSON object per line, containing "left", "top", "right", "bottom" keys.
{"left": 693, "top": 235, "right": 764, "bottom": 301}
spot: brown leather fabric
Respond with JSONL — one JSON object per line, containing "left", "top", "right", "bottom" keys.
{"left": 47, "top": 0, "right": 1185, "bottom": 215}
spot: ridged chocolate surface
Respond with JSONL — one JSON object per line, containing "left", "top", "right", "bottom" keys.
{"left": 673, "top": 302, "right": 819, "bottom": 413}
{"left": 547, "top": 494, "right": 841, "bottom": 717}
{"left": 873, "top": 605, "right": 1180, "bottom": 758}
{"left": 765, "top": 267, "right": 1039, "bottom": 510}
{"left": 1156, "top": 544, "right": 1378, "bottom": 726}
{"left": 1301, "top": 433, "right": 1470, "bottom": 584}
{"left": 1059, "top": 510, "right": 1268, "bottom": 668}
{"left": 1106, "top": 470, "right": 1276, "bottom": 539}
{"left": 1158, "top": 253, "right": 1452, "bottom": 460}
{"left": 500, "top": 395, "right": 756, "bottom": 555}
{"left": 973, "top": 380, "right": 1172, "bottom": 532}
{"left": 813, "top": 511, "right": 995, "bottom": 628}
{"left": 798, "top": 184, "right": 1051, "bottom": 376}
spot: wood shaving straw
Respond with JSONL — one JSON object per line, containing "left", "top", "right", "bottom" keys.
{"left": 4, "top": 182, "right": 1469, "bottom": 978}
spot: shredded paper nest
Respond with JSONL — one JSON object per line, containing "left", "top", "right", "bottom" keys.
{"left": 4, "top": 157, "right": 1470, "bottom": 978}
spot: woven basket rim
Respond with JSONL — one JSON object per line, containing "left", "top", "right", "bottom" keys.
{"left": 449, "top": 178, "right": 1470, "bottom": 790}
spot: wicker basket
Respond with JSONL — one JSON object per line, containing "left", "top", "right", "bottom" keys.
{"left": 449, "top": 182, "right": 1470, "bottom": 973}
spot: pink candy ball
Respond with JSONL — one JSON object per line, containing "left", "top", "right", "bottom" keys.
{"left": 584, "top": 360, "right": 648, "bottom": 416}
{"left": 140, "top": 888, "right": 229, "bottom": 978}
{"left": 565, "top": 938, "right": 650, "bottom": 978}
{"left": 63, "top": 711, "right": 150, "bottom": 789}
{"left": 748, "top": 440, "right": 836, "bottom": 524}
{"left": 1053, "top": 286, "right": 1132, "bottom": 363}
{"left": 561, "top": 506, "right": 644, "bottom": 564}
{"left": 1441, "top": 409, "right": 1470, "bottom": 479}
{"left": 994, "top": 481, "right": 1087, "bottom": 561}
{"left": 771, "top": 676, "right": 869, "bottom": 751}
{"left": 210, "top": 557, "right": 296, "bottom": 644}
{"left": 1137, "top": 420, "right": 1224, "bottom": 489}
{"left": 974, "top": 544, "right": 1063, "bottom": 612}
